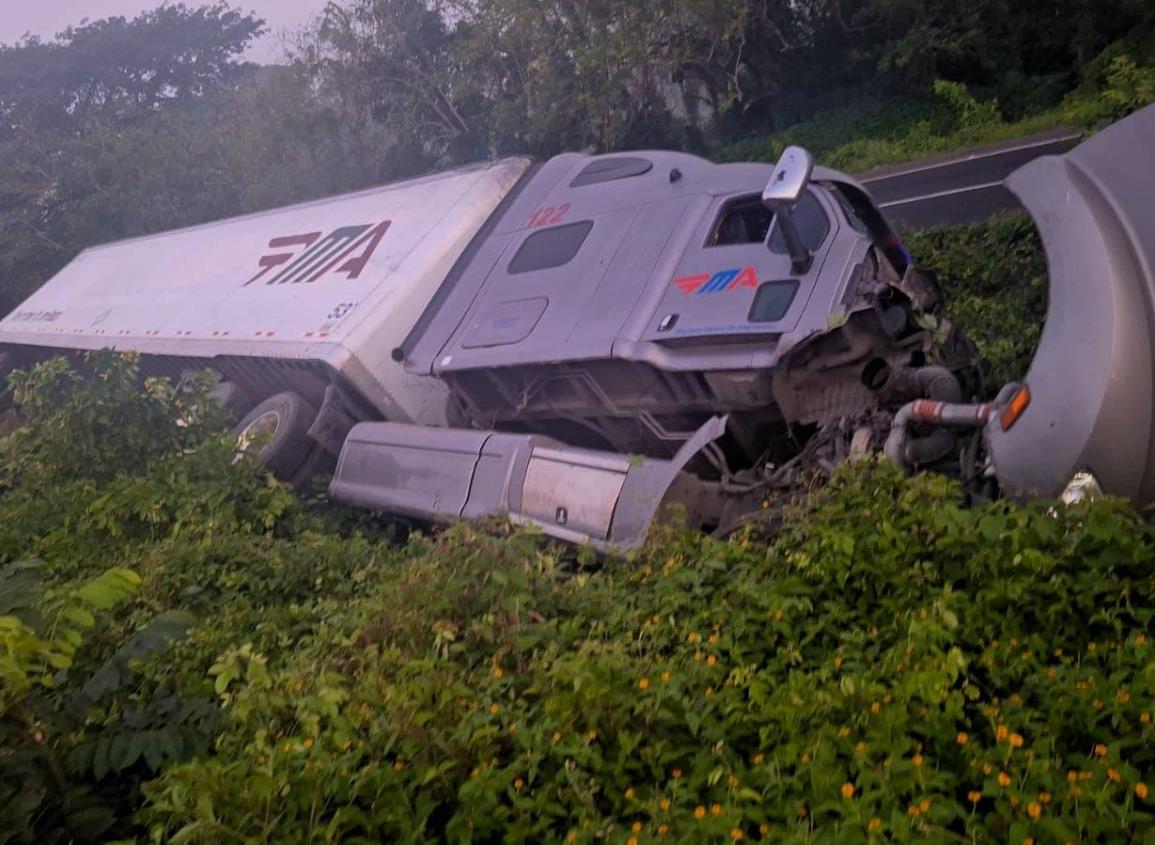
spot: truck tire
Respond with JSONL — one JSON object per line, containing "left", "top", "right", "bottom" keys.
{"left": 233, "top": 391, "right": 317, "bottom": 480}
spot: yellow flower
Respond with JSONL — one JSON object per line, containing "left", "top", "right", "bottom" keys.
{"left": 632, "top": 821, "right": 642, "bottom": 833}
{"left": 1067, "top": 769, "right": 1078, "bottom": 783}
{"left": 711, "top": 803, "right": 722, "bottom": 816}
{"left": 867, "top": 817, "right": 881, "bottom": 832}
{"left": 688, "top": 631, "right": 701, "bottom": 644}
{"left": 658, "top": 823, "right": 669, "bottom": 835}
{"left": 968, "top": 790, "right": 982, "bottom": 803}
{"left": 1094, "top": 743, "right": 1108, "bottom": 757}
{"left": 838, "top": 726, "right": 851, "bottom": 738}
{"left": 489, "top": 703, "right": 500, "bottom": 716}
{"left": 1137, "top": 633, "right": 1148, "bottom": 646}
{"left": 1039, "top": 791, "right": 1052, "bottom": 804}
{"left": 728, "top": 775, "right": 739, "bottom": 788}
{"left": 638, "top": 677, "right": 650, "bottom": 690}
{"left": 393, "top": 760, "right": 405, "bottom": 772}
{"left": 707, "top": 655, "right": 717, "bottom": 667}
{"left": 705, "top": 686, "right": 715, "bottom": 697}
{"left": 907, "top": 805, "right": 920, "bottom": 818}
{"left": 870, "top": 701, "right": 881, "bottom": 714}
{"left": 919, "top": 798, "right": 932, "bottom": 813}
{"left": 660, "top": 798, "right": 670, "bottom": 811}
{"left": 625, "top": 788, "right": 635, "bottom": 800}
{"left": 730, "top": 828, "right": 744, "bottom": 841}
{"left": 492, "top": 666, "right": 504, "bottom": 679}
{"left": 588, "top": 730, "right": 598, "bottom": 742}
{"left": 628, "top": 838, "right": 638, "bottom": 845}
{"left": 753, "top": 753, "right": 764, "bottom": 765}
{"left": 997, "top": 771, "right": 1012, "bottom": 788}
{"left": 661, "top": 671, "right": 671, "bottom": 684}
{"left": 709, "top": 633, "right": 720, "bottom": 644}
{"left": 1027, "top": 801, "right": 1041, "bottom": 819}
{"left": 996, "top": 725, "right": 1008, "bottom": 743}
{"left": 694, "top": 805, "right": 706, "bottom": 819}
{"left": 1142, "top": 712, "right": 1151, "bottom": 724}
{"left": 672, "top": 768, "right": 683, "bottom": 779}
{"left": 834, "top": 655, "right": 843, "bottom": 669}
{"left": 1108, "top": 768, "right": 1121, "bottom": 782}
{"left": 760, "top": 823, "right": 771, "bottom": 836}
{"left": 841, "top": 782, "right": 855, "bottom": 799}
{"left": 302, "top": 738, "right": 314, "bottom": 750}
{"left": 982, "top": 763, "right": 992, "bottom": 775}
{"left": 1137, "top": 782, "right": 1149, "bottom": 800}
{"left": 1009, "top": 733, "right": 1024, "bottom": 748}
{"left": 797, "top": 806, "right": 808, "bottom": 819}
{"left": 1024, "top": 839, "right": 1034, "bottom": 845}
{"left": 912, "top": 754, "right": 924, "bottom": 768}
{"left": 513, "top": 777, "right": 524, "bottom": 790}
{"left": 567, "top": 832, "right": 577, "bottom": 844}
{"left": 956, "top": 732, "right": 968, "bottom": 746}
{"left": 552, "top": 731, "right": 562, "bottom": 743}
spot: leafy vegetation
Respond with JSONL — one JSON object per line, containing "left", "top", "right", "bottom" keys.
{"left": 2, "top": 350, "right": 1153, "bottom": 842}
{"left": 907, "top": 215, "right": 1049, "bottom": 389}
{"left": 717, "top": 55, "right": 1155, "bottom": 173}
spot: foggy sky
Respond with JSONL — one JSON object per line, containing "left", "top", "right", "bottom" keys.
{"left": 0, "top": 0, "right": 324, "bottom": 63}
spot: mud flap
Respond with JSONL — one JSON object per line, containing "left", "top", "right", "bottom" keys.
{"left": 329, "top": 415, "right": 728, "bottom": 550}
{"left": 986, "top": 104, "right": 1155, "bottom": 504}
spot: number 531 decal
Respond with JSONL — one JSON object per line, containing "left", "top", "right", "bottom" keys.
{"left": 525, "top": 203, "right": 571, "bottom": 229}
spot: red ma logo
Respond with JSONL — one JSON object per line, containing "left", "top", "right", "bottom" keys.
{"left": 674, "top": 266, "right": 758, "bottom": 295}
{"left": 244, "top": 221, "right": 391, "bottom": 286}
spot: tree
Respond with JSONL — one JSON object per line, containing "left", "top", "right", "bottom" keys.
{"left": 0, "top": 3, "right": 265, "bottom": 137}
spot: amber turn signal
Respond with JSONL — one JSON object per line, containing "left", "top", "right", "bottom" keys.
{"left": 999, "top": 384, "right": 1031, "bottom": 432}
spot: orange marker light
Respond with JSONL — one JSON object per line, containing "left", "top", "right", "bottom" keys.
{"left": 1000, "top": 384, "right": 1031, "bottom": 432}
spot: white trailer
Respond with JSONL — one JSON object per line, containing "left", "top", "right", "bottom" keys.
{"left": 0, "top": 157, "right": 532, "bottom": 428}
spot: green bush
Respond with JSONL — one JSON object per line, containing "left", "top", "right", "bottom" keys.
{"left": 906, "top": 215, "right": 1049, "bottom": 388}
{"left": 143, "top": 464, "right": 1155, "bottom": 843}
{"left": 716, "top": 41, "right": 1155, "bottom": 176}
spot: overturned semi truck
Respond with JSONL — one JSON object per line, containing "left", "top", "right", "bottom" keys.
{"left": 1, "top": 105, "right": 1152, "bottom": 549}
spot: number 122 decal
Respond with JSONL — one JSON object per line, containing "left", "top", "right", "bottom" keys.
{"left": 525, "top": 203, "right": 571, "bottom": 229}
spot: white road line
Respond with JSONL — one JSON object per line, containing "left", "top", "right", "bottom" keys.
{"left": 878, "top": 180, "right": 1006, "bottom": 208}
{"left": 860, "top": 132, "right": 1082, "bottom": 183}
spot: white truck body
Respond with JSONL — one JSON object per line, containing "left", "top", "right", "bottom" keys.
{"left": 0, "top": 157, "right": 532, "bottom": 424}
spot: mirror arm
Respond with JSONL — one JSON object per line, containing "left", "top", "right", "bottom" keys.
{"left": 773, "top": 206, "right": 813, "bottom": 275}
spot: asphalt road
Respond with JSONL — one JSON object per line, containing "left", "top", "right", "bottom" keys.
{"left": 856, "top": 127, "right": 1082, "bottom": 229}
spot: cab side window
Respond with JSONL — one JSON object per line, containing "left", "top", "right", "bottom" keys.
{"left": 708, "top": 196, "right": 773, "bottom": 247}
{"left": 769, "top": 191, "right": 830, "bottom": 254}
{"left": 508, "top": 221, "right": 593, "bottom": 274}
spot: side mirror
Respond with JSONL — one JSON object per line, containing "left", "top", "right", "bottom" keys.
{"left": 762, "top": 146, "right": 814, "bottom": 206}
{"left": 762, "top": 146, "right": 815, "bottom": 274}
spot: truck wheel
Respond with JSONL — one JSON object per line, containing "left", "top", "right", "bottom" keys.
{"left": 233, "top": 391, "right": 317, "bottom": 480}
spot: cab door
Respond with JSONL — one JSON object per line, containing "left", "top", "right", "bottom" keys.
{"left": 640, "top": 188, "right": 838, "bottom": 342}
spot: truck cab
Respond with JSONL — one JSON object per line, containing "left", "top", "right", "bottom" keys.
{"left": 334, "top": 148, "right": 967, "bottom": 546}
